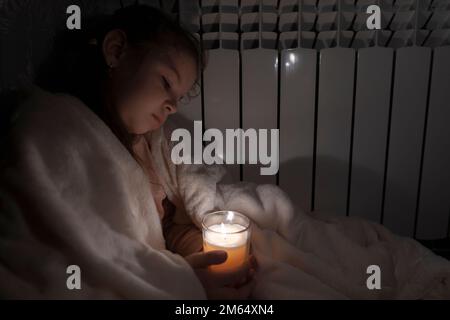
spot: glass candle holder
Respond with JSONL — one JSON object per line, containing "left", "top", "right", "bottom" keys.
{"left": 202, "top": 211, "right": 251, "bottom": 274}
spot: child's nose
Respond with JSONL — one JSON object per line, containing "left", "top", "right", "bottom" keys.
{"left": 164, "top": 103, "right": 177, "bottom": 115}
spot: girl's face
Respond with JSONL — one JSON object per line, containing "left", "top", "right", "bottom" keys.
{"left": 103, "top": 30, "right": 198, "bottom": 135}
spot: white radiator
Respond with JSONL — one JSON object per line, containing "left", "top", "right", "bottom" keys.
{"left": 175, "top": 0, "right": 450, "bottom": 239}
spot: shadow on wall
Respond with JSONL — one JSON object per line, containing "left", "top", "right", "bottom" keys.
{"left": 0, "top": 0, "right": 105, "bottom": 136}
{"left": 0, "top": 0, "right": 178, "bottom": 92}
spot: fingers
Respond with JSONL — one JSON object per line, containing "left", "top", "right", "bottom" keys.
{"left": 237, "top": 267, "right": 256, "bottom": 287}
{"left": 185, "top": 250, "right": 228, "bottom": 269}
{"left": 187, "top": 252, "right": 259, "bottom": 300}
{"left": 209, "top": 256, "right": 258, "bottom": 288}
{"left": 232, "top": 263, "right": 257, "bottom": 288}
{"left": 217, "top": 266, "right": 247, "bottom": 287}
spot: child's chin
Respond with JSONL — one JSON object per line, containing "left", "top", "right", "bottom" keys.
{"left": 149, "top": 123, "right": 163, "bottom": 131}
{"left": 131, "top": 123, "right": 161, "bottom": 135}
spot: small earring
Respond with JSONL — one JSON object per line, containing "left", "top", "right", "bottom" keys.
{"left": 108, "top": 63, "right": 114, "bottom": 78}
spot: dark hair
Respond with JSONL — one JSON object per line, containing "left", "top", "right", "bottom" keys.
{"left": 36, "top": 4, "right": 206, "bottom": 161}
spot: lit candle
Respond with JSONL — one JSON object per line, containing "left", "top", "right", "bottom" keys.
{"left": 202, "top": 211, "right": 251, "bottom": 274}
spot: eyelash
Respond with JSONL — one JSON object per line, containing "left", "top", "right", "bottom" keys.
{"left": 162, "top": 76, "right": 171, "bottom": 90}
{"left": 161, "top": 75, "right": 182, "bottom": 104}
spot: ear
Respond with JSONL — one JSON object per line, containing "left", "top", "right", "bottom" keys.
{"left": 102, "top": 29, "right": 128, "bottom": 68}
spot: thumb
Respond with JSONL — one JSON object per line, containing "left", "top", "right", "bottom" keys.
{"left": 185, "top": 250, "right": 228, "bottom": 269}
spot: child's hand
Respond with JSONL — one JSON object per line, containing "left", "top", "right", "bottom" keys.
{"left": 185, "top": 250, "right": 257, "bottom": 300}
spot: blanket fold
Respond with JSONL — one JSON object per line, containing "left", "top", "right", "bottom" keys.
{"left": 1, "top": 86, "right": 449, "bottom": 299}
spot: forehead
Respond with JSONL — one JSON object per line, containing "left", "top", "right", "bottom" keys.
{"left": 136, "top": 45, "right": 198, "bottom": 93}
{"left": 134, "top": 47, "right": 198, "bottom": 95}
{"left": 161, "top": 48, "right": 197, "bottom": 82}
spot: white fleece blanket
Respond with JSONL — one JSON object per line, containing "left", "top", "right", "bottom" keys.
{"left": 1, "top": 86, "right": 449, "bottom": 299}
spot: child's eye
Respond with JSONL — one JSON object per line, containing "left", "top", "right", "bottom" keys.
{"left": 161, "top": 76, "right": 171, "bottom": 90}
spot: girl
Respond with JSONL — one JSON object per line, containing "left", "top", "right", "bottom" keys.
{"left": 2, "top": 4, "right": 255, "bottom": 299}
